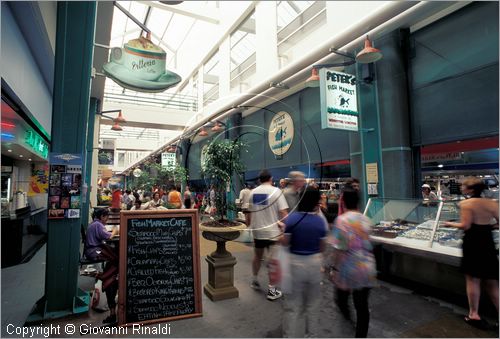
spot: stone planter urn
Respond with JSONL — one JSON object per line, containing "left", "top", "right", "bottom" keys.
{"left": 200, "top": 221, "right": 246, "bottom": 301}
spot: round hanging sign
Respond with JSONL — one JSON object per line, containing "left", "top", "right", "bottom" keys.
{"left": 268, "top": 111, "right": 294, "bottom": 156}
{"left": 132, "top": 168, "right": 143, "bottom": 177}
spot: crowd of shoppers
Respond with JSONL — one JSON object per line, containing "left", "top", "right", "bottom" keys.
{"left": 89, "top": 173, "right": 498, "bottom": 334}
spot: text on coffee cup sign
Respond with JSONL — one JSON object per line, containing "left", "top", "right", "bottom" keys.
{"left": 132, "top": 59, "right": 156, "bottom": 71}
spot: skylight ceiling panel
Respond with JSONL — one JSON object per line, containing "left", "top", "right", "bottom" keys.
{"left": 128, "top": 1, "right": 149, "bottom": 25}
{"left": 166, "top": 14, "right": 197, "bottom": 50}
{"left": 110, "top": 8, "right": 128, "bottom": 43}
{"left": 147, "top": 9, "right": 173, "bottom": 44}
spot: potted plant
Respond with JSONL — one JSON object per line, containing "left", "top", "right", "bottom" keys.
{"left": 199, "top": 138, "right": 247, "bottom": 301}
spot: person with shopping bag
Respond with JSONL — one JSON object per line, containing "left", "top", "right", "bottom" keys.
{"left": 281, "top": 187, "right": 327, "bottom": 338}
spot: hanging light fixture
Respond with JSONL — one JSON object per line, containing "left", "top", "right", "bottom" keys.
{"left": 198, "top": 127, "right": 208, "bottom": 137}
{"left": 111, "top": 122, "right": 123, "bottom": 131}
{"left": 305, "top": 68, "right": 320, "bottom": 88}
{"left": 211, "top": 122, "right": 223, "bottom": 132}
{"left": 356, "top": 35, "right": 383, "bottom": 64}
{"left": 113, "top": 110, "right": 126, "bottom": 123}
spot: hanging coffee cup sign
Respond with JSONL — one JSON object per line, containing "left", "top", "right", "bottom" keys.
{"left": 103, "top": 32, "right": 181, "bottom": 93}
{"left": 110, "top": 33, "right": 166, "bottom": 81}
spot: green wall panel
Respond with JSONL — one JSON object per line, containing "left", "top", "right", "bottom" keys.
{"left": 410, "top": 2, "right": 499, "bottom": 145}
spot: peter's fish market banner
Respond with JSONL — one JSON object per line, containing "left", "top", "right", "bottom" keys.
{"left": 320, "top": 69, "right": 358, "bottom": 132}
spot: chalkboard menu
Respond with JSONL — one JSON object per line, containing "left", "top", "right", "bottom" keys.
{"left": 118, "top": 210, "right": 202, "bottom": 326}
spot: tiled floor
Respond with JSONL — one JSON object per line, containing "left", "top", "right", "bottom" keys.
{"left": 1, "top": 238, "right": 498, "bottom": 338}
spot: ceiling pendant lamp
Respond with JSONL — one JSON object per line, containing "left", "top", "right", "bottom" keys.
{"left": 211, "top": 122, "right": 223, "bottom": 132}
{"left": 111, "top": 122, "right": 123, "bottom": 131}
{"left": 305, "top": 68, "right": 320, "bottom": 88}
{"left": 113, "top": 110, "right": 126, "bottom": 123}
{"left": 356, "top": 36, "right": 383, "bottom": 64}
{"left": 198, "top": 127, "right": 208, "bottom": 137}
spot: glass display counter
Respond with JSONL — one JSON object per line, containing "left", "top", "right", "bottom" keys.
{"left": 364, "top": 198, "right": 498, "bottom": 263}
{"left": 364, "top": 197, "right": 499, "bottom": 296}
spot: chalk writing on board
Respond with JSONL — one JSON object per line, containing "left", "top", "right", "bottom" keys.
{"left": 123, "top": 215, "right": 198, "bottom": 324}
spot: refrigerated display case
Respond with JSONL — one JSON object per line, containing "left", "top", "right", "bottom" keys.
{"left": 364, "top": 198, "right": 498, "bottom": 295}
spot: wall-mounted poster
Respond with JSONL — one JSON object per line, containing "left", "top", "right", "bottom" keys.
{"left": 29, "top": 163, "right": 49, "bottom": 196}
{"left": 48, "top": 153, "right": 83, "bottom": 219}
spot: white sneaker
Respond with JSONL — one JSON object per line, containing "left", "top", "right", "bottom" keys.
{"left": 267, "top": 288, "right": 282, "bottom": 300}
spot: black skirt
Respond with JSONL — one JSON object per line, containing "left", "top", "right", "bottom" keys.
{"left": 461, "top": 224, "right": 499, "bottom": 279}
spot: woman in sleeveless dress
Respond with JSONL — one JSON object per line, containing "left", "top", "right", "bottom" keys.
{"left": 444, "top": 177, "right": 498, "bottom": 326}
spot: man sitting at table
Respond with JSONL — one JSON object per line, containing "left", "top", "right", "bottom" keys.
{"left": 85, "top": 208, "right": 119, "bottom": 324}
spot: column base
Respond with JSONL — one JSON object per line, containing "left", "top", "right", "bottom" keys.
{"left": 203, "top": 284, "right": 239, "bottom": 301}
{"left": 204, "top": 251, "right": 239, "bottom": 301}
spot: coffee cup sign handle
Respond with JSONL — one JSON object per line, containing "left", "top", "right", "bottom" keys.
{"left": 110, "top": 47, "right": 123, "bottom": 64}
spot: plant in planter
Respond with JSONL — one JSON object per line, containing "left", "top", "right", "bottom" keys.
{"left": 201, "top": 139, "right": 246, "bottom": 224}
{"left": 200, "top": 138, "right": 247, "bottom": 301}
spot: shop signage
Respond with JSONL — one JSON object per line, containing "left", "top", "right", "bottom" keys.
{"left": 48, "top": 153, "right": 83, "bottom": 219}
{"left": 320, "top": 69, "right": 358, "bottom": 131}
{"left": 103, "top": 35, "right": 181, "bottom": 93}
{"left": 421, "top": 152, "right": 462, "bottom": 163}
{"left": 25, "top": 130, "right": 49, "bottom": 159}
{"left": 118, "top": 210, "right": 202, "bottom": 326}
{"left": 366, "top": 162, "right": 379, "bottom": 183}
{"left": 161, "top": 152, "right": 176, "bottom": 169}
{"left": 268, "top": 111, "right": 294, "bottom": 156}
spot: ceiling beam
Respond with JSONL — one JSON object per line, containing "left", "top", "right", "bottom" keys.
{"left": 100, "top": 118, "right": 185, "bottom": 131}
{"left": 203, "top": 74, "right": 219, "bottom": 84}
{"left": 287, "top": 1, "right": 301, "bottom": 14}
{"left": 140, "top": 1, "right": 220, "bottom": 24}
{"left": 238, "top": 18, "right": 255, "bottom": 34}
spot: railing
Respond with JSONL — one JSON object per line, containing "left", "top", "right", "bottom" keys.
{"left": 103, "top": 87, "right": 198, "bottom": 111}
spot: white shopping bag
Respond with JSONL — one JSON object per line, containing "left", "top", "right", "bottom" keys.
{"left": 90, "top": 280, "right": 109, "bottom": 312}
{"left": 269, "top": 245, "right": 292, "bottom": 294}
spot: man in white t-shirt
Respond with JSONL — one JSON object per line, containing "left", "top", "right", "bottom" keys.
{"left": 248, "top": 169, "right": 288, "bottom": 300}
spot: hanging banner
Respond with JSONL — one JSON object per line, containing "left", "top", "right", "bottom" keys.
{"left": 320, "top": 69, "right": 358, "bottom": 131}
{"left": 268, "top": 111, "right": 294, "bottom": 156}
{"left": 48, "top": 153, "right": 83, "bottom": 219}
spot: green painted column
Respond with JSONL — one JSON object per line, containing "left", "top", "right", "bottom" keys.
{"left": 82, "top": 98, "right": 99, "bottom": 228}
{"left": 350, "top": 30, "right": 414, "bottom": 204}
{"left": 375, "top": 29, "right": 413, "bottom": 198}
{"left": 355, "top": 63, "right": 384, "bottom": 205}
{"left": 29, "top": 1, "right": 96, "bottom": 320}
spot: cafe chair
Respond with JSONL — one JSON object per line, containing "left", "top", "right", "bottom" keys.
{"left": 80, "top": 224, "right": 105, "bottom": 275}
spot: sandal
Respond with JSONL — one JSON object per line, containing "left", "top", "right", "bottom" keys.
{"left": 464, "top": 316, "right": 487, "bottom": 330}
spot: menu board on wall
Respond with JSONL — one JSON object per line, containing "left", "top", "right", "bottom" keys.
{"left": 48, "top": 153, "right": 82, "bottom": 219}
{"left": 118, "top": 210, "right": 202, "bottom": 326}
